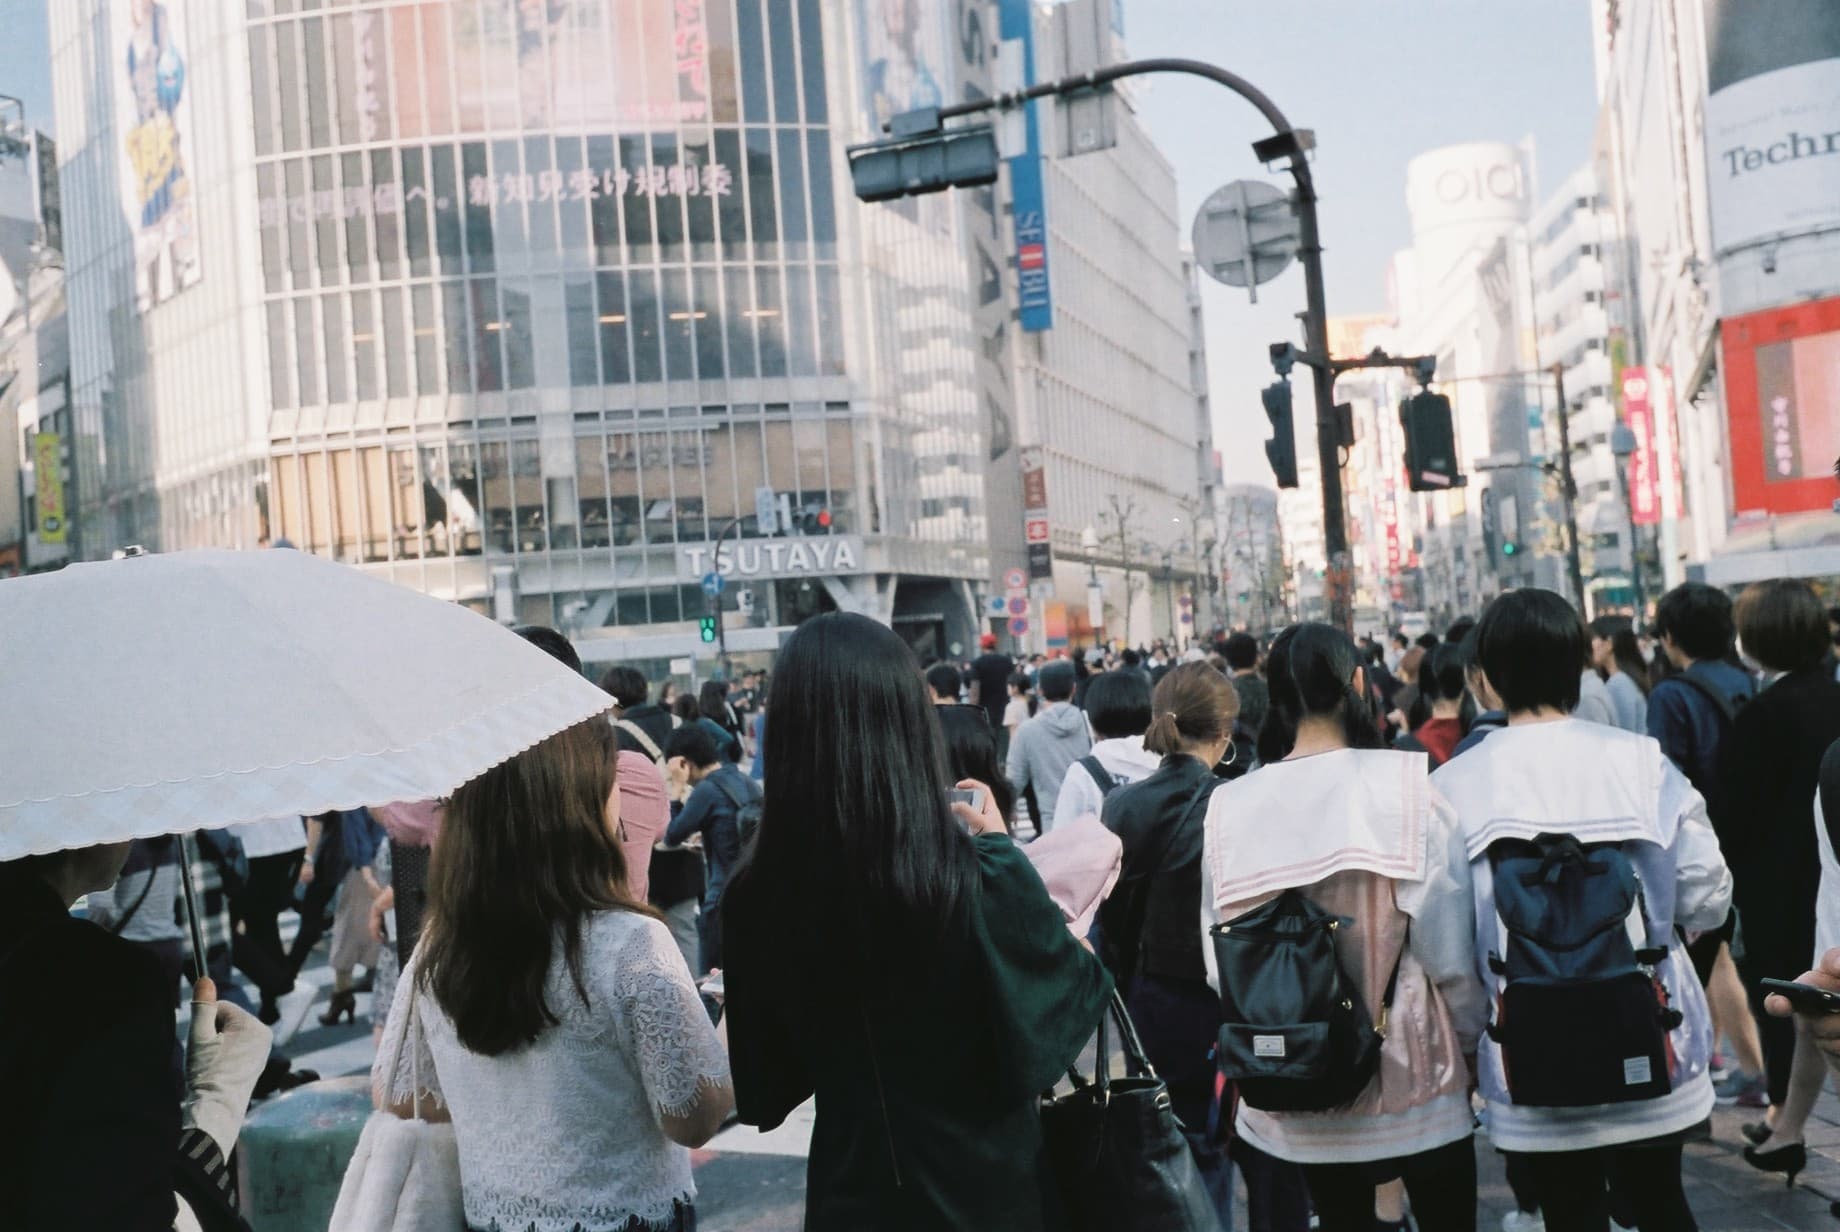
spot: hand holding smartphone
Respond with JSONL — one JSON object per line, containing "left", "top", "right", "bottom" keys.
{"left": 949, "top": 779, "right": 1006, "bottom": 836}
{"left": 1761, "top": 978, "right": 1840, "bottom": 1015}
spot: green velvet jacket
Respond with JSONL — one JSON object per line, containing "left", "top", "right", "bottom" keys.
{"left": 724, "top": 833, "right": 1112, "bottom": 1231}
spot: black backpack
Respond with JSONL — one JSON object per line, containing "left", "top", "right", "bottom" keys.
{"left": 1484, "top": 834, "right": 1680, "bottom": 1107}
{"left": 1209, "top": 890, "right": 1401, "bottom": 1112}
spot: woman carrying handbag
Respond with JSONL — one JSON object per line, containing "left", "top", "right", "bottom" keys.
{"left": 723, "top": 613, "right": 1111, "bottom": 1231}
{"left": 362, "top": 715, "right": 733, "bottom": 1232}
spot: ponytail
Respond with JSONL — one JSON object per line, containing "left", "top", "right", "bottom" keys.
{"left": 1259, "top": 623, "right": 1379, "bottom": 763}
{"left": 1143, "top": 710, "right": 1185, "bottom": 756}
{"left": 1143, "top": 663, "right": 1239, "bottom": 757}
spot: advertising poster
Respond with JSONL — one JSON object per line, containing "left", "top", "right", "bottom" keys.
{"left": 33, "top": 433, "right": 65, "bottom": 545}
{"left": 1702, "top": 0, "right": 1840, "bottom": 256}
{"left": 858, "top": 0, "right": 943, "bottom": 134}
{"left": 388, "top": 1, "right": 712, "bottom": 137}
{"left": 117, "top": 0, "right": 202, "bottom": 310}
{"left": 1722, "top": 296, "right": 1840, "bottom": 517}
{"left": 1619, "top": 368, "right": 1661, "bottom": 526}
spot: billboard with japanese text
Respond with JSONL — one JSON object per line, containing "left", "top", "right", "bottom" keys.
{"left": 116, "top": 0, "right": 202, "bottom": 310}
{"left": 1722, "top": 296, "right": 1840, "bottom": 517}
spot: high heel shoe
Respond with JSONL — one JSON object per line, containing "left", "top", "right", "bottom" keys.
{"left": 317, "top": 989, "right": 357, "bottom": 1027}
{"left": 1741, "top": 1120, "right": 1773, "bottom": 1147}
{"left": 1742, "top": 1139, "right": 1805, "bottom": 1187}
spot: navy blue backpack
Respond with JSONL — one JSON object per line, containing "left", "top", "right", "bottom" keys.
{"left": 1485, "top": 834, "right": 1682, "bottom": 1107}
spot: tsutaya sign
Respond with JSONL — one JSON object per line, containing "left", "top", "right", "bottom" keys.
{"left": 678, "top": 536, "right": 863, "bottom": 582}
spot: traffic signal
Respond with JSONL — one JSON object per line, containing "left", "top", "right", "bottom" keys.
{"left": 1262, "top": 380, "right": 1299, "bottom": 489}
{"left": 698, "top": 615, "right": 718, "bottom": 644}
{"left": 798, "top": 506, "right": 832, "bottom": 534}
{"left": 847, "top": 122, "right": 1000, "bottom": 203}
{"left": 1501, "top": 539, "right": 1519, "bottom": 557}
{"left": 1399, "top": 390, "right": 1462, "bottom": 492}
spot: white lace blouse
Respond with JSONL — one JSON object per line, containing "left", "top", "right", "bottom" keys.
{"left": 375, "top": 911, "right": 731, "bottom": 1232}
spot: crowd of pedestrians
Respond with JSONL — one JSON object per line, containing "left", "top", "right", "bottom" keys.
{"left": 18, "top": 580, "right": 1840, "bottom": 1232}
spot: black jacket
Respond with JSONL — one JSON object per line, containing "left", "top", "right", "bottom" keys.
{"left": 2, "top": 866, "right": 185, "bottom": 1229}
{"left": 1096, "top": 754, "right": 1219, "bottom": 988}
{"left": 1709, "top": 669, "right": 1840, "bottom": 975}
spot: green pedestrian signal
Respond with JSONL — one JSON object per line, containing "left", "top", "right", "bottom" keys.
{"left": 699, "top": 615, "right": 718, "bottom": 644}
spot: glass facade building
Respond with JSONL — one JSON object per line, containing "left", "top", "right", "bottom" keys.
{"left": 51, "top": 0, "right": 992, "bottom": 660}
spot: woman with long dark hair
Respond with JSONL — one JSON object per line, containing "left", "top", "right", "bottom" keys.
{"left": 699, "top": 680, "right": 745, "bottom": 763}
{"left": 937, "top": 704, "right": 1017, "bottom": 831}
{"left": 372, "top": 717, "right": 733, "bottom": 1232}
{"left": 1589, "top": 617, "right": 1651, "bottom": 733}
{"left": 1205, "top": 624, "right": 1484, "bottom": 1232}
{"left": 723, "top": 613, "right": 1110, "bottom": 1230}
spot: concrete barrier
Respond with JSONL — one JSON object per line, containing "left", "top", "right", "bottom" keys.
{"left": 236, "top": 1076, "right": 371, "bottom": 1232}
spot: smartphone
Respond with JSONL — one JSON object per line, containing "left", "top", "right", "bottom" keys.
{"left": 1761, "top": 978, "right": 1840, "bottom": 1015}
{"left": 948, "top": 788, "right": 985, "bottom": 813}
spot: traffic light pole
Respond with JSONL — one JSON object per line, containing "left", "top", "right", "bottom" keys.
{"left": 928, "top": 57, "right": 1355, "bottom": 630}
{"left": 708, "top": 516, "right": 745, "bottom": 676}
{"left": 1550, "top": 361, "right": 1587, "bottom": 609}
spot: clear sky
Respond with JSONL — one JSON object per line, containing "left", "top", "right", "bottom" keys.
{"left": 0, "top": 0, "right": 1597, "bottom": 489}
{"left": 0, "top": 1, "right": 52, "bottom": 132}
{"left": 1118, "top": 0, "right": 1600, "bottom": 486}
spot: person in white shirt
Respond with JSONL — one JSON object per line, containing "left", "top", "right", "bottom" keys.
{"left": 1054, "top": 670, "right": 1161, "bottom": 827}
{"left": 373, "top": 717, "right": 733, "bottom": 1232}
{"left": 1200, "top": 623, "right": 1483, "bottom": 1232}
{"left": 1434, "top": 589, "right": 1732, "bottom": 1232}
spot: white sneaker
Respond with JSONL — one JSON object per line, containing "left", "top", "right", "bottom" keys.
{"left": 1501, "top": 1212, "right": 1545, "bottom": 1232}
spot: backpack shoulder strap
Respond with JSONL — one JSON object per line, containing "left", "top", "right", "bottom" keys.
{"left": 1079, "top": 755, "right": 1118, "bottom": 798}
{"left": 712, "top": 771, "right": 758, "bottom": 811}
{"left": 1675, "top": 667, "right": 1738, "bottom": 725}
{"left": 615, "top": 718, "right": 664, "bottom": 763}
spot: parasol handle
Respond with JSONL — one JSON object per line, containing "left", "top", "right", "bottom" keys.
{"left": 176, "top": 833, "right": 211, "bottom": 982}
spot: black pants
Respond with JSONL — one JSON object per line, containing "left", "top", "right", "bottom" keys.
{"left": 1523, "top": 1136, "right": 1695, "bottom": 1232}
{"left": 286, "top": 848, "right": 345, "bottom": 978}
{"left": 1736, "top": 923, "right": 1807, "bottom": 1107}
{"left": 1300, "top": 1135, "right": 1477, "bottom": 1232}
{"left": 1234, "top": 1137, "right": 1312, "bottom": 1232}
{"left": 240, "top": 853, "right": 300, "bottom": 1004}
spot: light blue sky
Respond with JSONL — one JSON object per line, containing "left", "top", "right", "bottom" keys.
{"left": 0, "top": 1, "right": 1598, "bottom": 487}
{"left": 1119, "top": 0, "right": 1599, "bottom": 484}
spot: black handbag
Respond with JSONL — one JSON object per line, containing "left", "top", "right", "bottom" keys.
{"left": 1039, "top": 990, "right": 1224, "bottom": 1232}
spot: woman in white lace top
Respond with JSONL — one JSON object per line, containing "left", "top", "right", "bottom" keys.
{"left": 373, "top": 716, "right": 734, "bottom": 1232}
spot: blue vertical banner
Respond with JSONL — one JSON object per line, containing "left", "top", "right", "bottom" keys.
{"left": 999, "top": 0, "right": 1054, "bottom": 332}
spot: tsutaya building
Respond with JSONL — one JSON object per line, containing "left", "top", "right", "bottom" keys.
{"left": 679, "top": 535, "right": 861, "bottom": 583}
{"left": 47, "top": 1, "right": 1025, "bottom": 674}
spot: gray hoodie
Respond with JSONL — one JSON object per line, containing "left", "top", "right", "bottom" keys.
{"left": 1005, "top": 702, "right": 1093, "bottom": 832}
